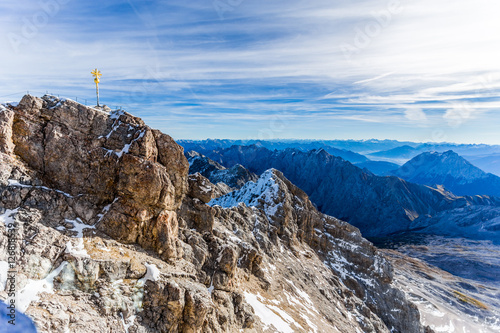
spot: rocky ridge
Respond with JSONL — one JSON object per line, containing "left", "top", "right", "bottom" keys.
{"left": 0, "top": 95, "right": 427, "bottom": 332}
{"left": 197, "top": 145, "right": 500, "bottom": 238}
{"left": 186, "top": 150, "right": 258, "bottom": 190}
{"left": 208, "top": 169, "right": 426, "bottom": 332}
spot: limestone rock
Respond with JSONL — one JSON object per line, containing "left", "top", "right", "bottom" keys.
{"left": 0, "top": 107, "right": 14, "bottom": 154}
{"left": 0, "top": 95, "right": 428, "bottom": 333}
{"left": 8, "top": 95, "right": 189, "bottom": 261}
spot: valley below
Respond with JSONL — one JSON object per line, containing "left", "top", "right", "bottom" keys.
{"left": 374, "top": 234, "right": 500, "bottom": 333}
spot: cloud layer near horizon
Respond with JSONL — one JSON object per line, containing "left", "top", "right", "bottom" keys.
{"left": 2, "top": 0, "right": 500, "bottom": 144}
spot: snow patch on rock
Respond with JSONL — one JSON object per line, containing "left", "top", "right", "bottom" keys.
{"left": 63, "top": 218, "right": 95, "bottom": 238}
{"left": 0, "top": 208, "right": 19, "bottom": 226}
{"left": 65, "top": 238, "right": 89, "bottom": 258}
{"left": 243, "top": 292, "right": 295, "bottom": 333}
{"left": 18, "top": 262, "right": 68, "bottom": 312}
{"left": 0, "top": 261, "right": 9, "bottom": 292}
{"left": 208, "top": 169, "right": 281, "bottom": 220}
{"left": 138, "top": 263, "right": 160, "bottom": 285}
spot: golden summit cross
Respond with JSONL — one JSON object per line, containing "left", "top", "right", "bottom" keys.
{"left": 91, "top": 68, "right": 102, "bottom": 107}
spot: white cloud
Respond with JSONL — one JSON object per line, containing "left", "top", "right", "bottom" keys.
{"left": 405, "top": 109, "right": 427, "bottom": 122}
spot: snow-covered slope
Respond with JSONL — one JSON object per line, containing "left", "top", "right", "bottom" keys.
{"left": 392, "top": 150, "right": 500, "bottom": 197}
{"left": 208, "top": 169, "right": 281, "bottom": 219}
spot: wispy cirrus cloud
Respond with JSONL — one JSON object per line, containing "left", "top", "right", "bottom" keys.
{"left": 354, "top": 72, "right": 394, "bottom": 85}
{"left": 1, "top": 0, "right": 500, "bottom": 143}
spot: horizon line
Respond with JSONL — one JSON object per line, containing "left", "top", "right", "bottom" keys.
{"left": 175, "top": 138, "right": 500, "bottom": 147}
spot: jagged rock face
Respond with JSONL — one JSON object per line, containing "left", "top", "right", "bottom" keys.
{"left": 199, "top": 145, "right": 500, "bottom": 237}
{"left": 392, "top": 150, "right": 500, "bottom": 197}
{"left": 0, "top": 96, "right": 428, "bottom": 333}
{"left": 0, "top": 105, "right": 14, "bottom": 155}
{"left": 187, "top": 150, "right": 258, "bottom": 189}
{"left": 4, "top": 95, "right": 189, "bottom": 261}
{"left": 12, "top": 95, "right": 187, "bottom": 209}
{"left": 208, "top": 169, "right": 425, "bottom": 333}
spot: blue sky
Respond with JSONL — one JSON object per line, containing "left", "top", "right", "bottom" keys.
{"left": 2, "top": 0, "right": 500, "bottom": 144}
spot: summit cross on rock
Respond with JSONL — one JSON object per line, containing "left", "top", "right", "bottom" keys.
{"left": 91, "top": 68, "right": 102, "bottom": 107}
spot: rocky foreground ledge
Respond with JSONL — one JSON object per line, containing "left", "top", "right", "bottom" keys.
{"left": 0, "top": 95, "right": 429, "bottom": 332}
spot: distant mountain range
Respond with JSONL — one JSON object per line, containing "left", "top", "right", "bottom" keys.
{"left": 179, "top": 139, "right": 500, "bottom": 156}
{"left": 186, "top": 144, "right": 500, "bottom": 239}
{"left": 392, "top": 151, "right": 500, "bottom": 197}
{"left": 370, "top": 145, "right": 417, "bottom": 158}
{"left": 181, "top": 140, "right": 369, "bottom": 164}
{"left": 178, "top": 139, "right": 500, "bottom": 176}
{"left": 178, "top": 138, "right": 420, "bottom": 155}
{"left": 367, "top": 143, "right": 500, "bottom": 176}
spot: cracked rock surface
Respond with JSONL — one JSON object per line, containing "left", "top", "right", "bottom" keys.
{"left": 0, "top": 95, "right": 428, "bottom": 332}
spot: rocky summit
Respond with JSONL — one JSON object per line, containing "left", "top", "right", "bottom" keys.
{"left": 0, "top": 95, "right": 430, "bottom": 332}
